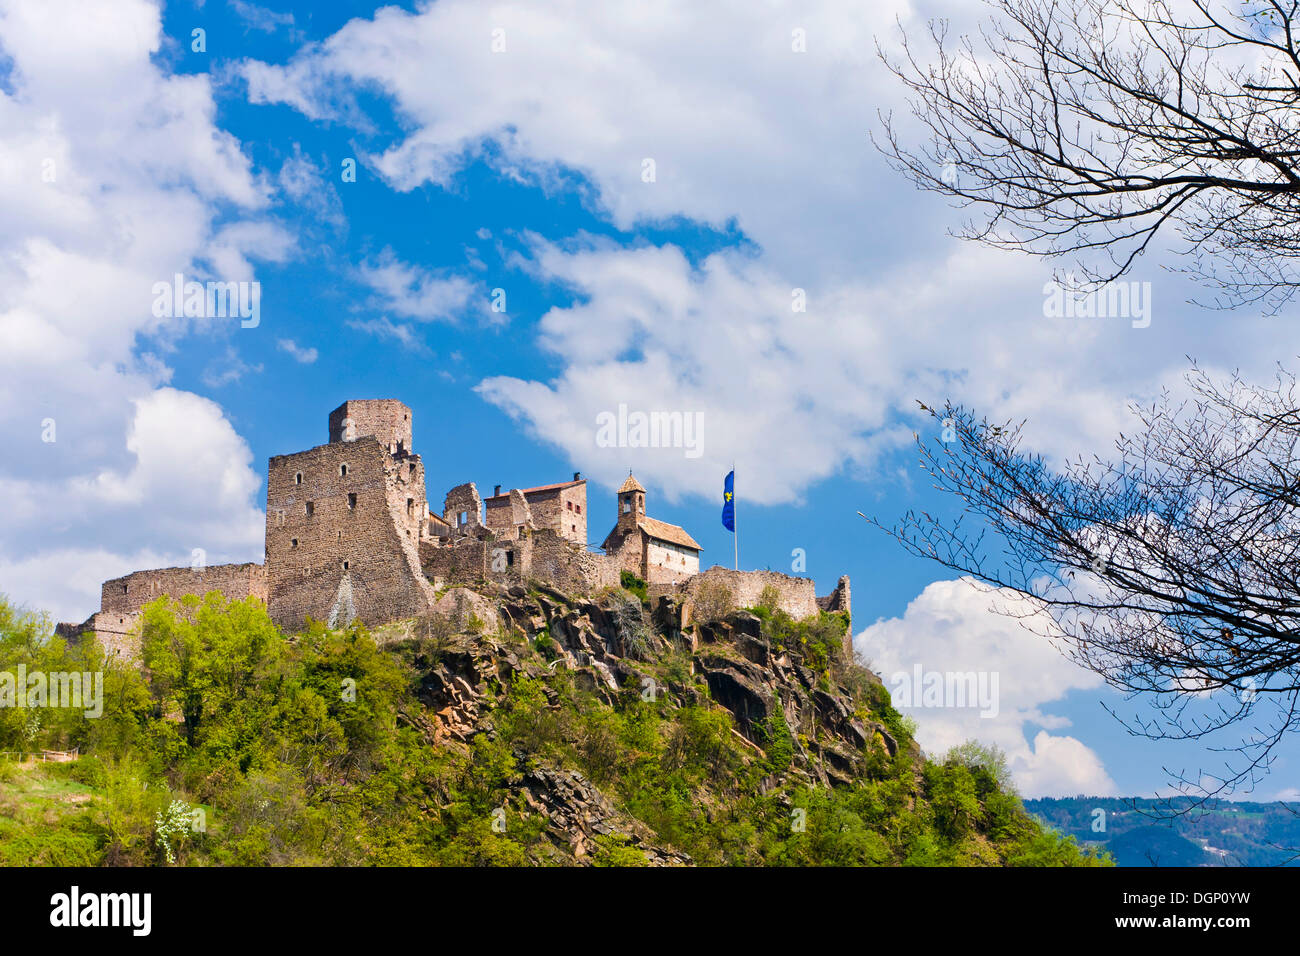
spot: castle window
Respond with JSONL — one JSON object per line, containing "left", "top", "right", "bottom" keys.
{"left": 407, "top": 497, "right": 414, "bottom": 518}
{"left": 295, "top": 472, "right": 303, "bottom": 485}
{"left": 340, "top": 464, "right": 348, "bottom": 477}
{"left": 566, "top": 501, "right": 573, "bottom": 511}
{"left": 348, "top": 493, "right": 357, "bottom": 510}
{"left": 342, "top": 561, "right": 349, "bottom": 571}
{"left": 506, "top": 551, "right": 514, "bottom": 567}
{"left": 459, "top": 511, "right": 468, "bottom": 526}
{"left": 291, "top": 539, "right": 299, "bottom": 549}
{"left": 409, "top": 462, "right": 416, "bottom": 475}
{"left": 305, "top": 501, "right": 314, "bottom": 517}
{"left": 575, "top": 504, "right": 581, "bottom": 514}
{"left": 622, "top": 501, "right": 631, "bottom": 513}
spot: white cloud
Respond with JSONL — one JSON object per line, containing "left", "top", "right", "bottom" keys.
{"left": 201, "top": 347, "right": 263, "bottom": 387}
{"left": 345, "top": 315, "right": 432, "bottom": 354}
{"left": 0, "top": 0, "right": 270, "bottom": 620}
{"left": 238, "top": 0, "right": 919, "bottom": 282}
{"left": 241, "top": 0, "right": 1300, "bottom": 511}
{"left": 277, "top": 147, "right": 345, "bottom": 229}
{"left": 475, "top": 235, "right": 1203, "bottom": 504}
{"left": 277, "top": 337, "right": 318, "bottom": 363}
{"left": 357, "top": 247, "right": 477, "bottom": 323}
{"left": 855, "top": 577, "right": 1117, "bottom": 798}
{"left": 229, "top": 0, "right": 294, "bottom": 35}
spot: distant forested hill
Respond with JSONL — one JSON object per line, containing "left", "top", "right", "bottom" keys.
{"left": 1024, "top": 797, "right": 1300, "bottom": 866}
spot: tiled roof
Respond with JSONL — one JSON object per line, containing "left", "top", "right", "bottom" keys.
{"left": 618, "top": 473, "right": 646, "bottom": 494}
{"left": 637, "top": 516, "right": 701, "bottom": 551}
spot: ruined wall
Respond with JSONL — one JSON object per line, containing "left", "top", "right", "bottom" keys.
{"left": 527, "top": 484, "right": 587, "bottom": 547}
{"left": 87, "top": 612, "right": 144, "bottom": 662}
{"left": 328, "top": 399, "right": 413, "bottom": 454}
{"left": 486, "top": 482, "right": 587, "bottom": 546}
{"left": 421, "top": 536, "right": 489, "bottom": 590}
{"left": 508, "top": 489, "right": 536, "bottom": 536}
{"left": 100, "top": 563, "right": 267, "bottom": 616}
{"left": 528, "top": 531, "right": 620, "bottom": 594}
{"left": 266, "top": 435, "right": 436, "bottom": 631}
{"left": 650, "top": 567, "right": 819, "bottom": 620}
{"left": 817, "top": 575, "right": 851, "bottom": 623}
{"left": 57, "top": 613, "right": 142, "bottom": 662}
{"left": 603, "top": 526, "right": 646, "bottom": 578}
{"left": 443, "top": 482, "right": 484, "bottom": 531}
{"left": 816, "top": 575, "right": 853, "bottom": 658}
{"left": 422, "top": 528, "right": 618, "bottom": 596}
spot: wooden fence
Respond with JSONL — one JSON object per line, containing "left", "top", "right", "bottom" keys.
{"left": 0, "top": 747, "right": 79, "bottom": 763}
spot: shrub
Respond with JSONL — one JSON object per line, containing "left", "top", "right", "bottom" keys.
{"left": 619, "top": 571, "right": 648, "bottom": 604}
{"left": 756, "top": 585, "right": 782, "bottom": 615}
{"left": 691, "top": 581, "right": 734, "bottom": 624}
{"left": 592, "top": 833, "right": 649, "bottom": 866}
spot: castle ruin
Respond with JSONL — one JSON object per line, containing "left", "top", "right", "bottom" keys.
{"left": 60, "top": 400, "right": 850, "bottom": 654}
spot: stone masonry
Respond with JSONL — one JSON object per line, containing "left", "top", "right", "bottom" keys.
{"left": 485, "top": 476, "right": 588, "bottom": 546}
{"left": 265, "top": 402, "right": 436, "bottom": 631}
{"left": 59, "top": 562, "right": 266, "bottom": 661}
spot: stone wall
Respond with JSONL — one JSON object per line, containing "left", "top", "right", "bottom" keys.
{"left": 443, "top": 482, "right": 484, "bottom": 531}
{"left": 817, "top": 575, "right": 851, "bottom": 623}
{"left": 604, "top": 526, "right": 645, "bottom": 578}
{"left": 266, "top": 435, "right": 436, "bottom": 631}
{"left": 100, "top": 563, "right": 267, "bottom": 616}
{"left": 86, "top": 611, "right": 144, "bottom": 662}
{"left": 528, "top": 530, "right": 620, "bottom": 594}
{"left": 421, "top": 536, "right": 489, "bottom": 590}
{"left": 485, "top": 481, "right": 588, "bottom": 547}
{"left": 650, "top": 566, "right": 820, "bottom": 620}
{"left": 63, "top": 563, "right": 267, "bottom": 663}
{"left": 529, "top": 483, "right": 587, "bottom": 547}
{"left": 421, "top": 528, "right": 619, "bottom": 597}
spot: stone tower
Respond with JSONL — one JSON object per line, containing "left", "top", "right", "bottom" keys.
{"left": 328, "top": 399, "right": 413, "bottom": 454}
{"left": 264, "top": 400, "right": 436, "bottom": 631}
{"left": 616, "top": 473, "right": 646, "bottom": 527}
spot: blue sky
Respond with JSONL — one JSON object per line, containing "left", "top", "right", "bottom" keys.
{"left": 3, "top": 0, "right": 1298, "bottom": 800}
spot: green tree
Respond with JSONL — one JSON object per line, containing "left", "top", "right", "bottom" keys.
{"left": 139, "top": 593, "right": 281, "bottom": 747}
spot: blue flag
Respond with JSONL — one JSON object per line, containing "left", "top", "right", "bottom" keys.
{"left": 721, "top": 470, "right": 735, "bottom": 532}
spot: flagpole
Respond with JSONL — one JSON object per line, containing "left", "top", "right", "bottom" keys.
{"left": 732, "top": 462, "right": 738, "bottom": 571}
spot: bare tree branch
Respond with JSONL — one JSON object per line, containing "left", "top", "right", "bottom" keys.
{"left": 875, "top": 0, "right": 1300, "bottom": 313}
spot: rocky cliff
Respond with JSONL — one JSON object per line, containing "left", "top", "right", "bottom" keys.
{"left": 363, "top": 577, "right": 1090, "bottom": 866}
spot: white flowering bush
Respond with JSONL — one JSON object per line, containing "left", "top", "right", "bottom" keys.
{"left": 155, "top": 799, "right": 195, "bottom": 864}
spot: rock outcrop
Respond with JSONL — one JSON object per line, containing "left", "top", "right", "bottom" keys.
{"left": 391, "top": 577, "right": 908, "bottom": 862}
